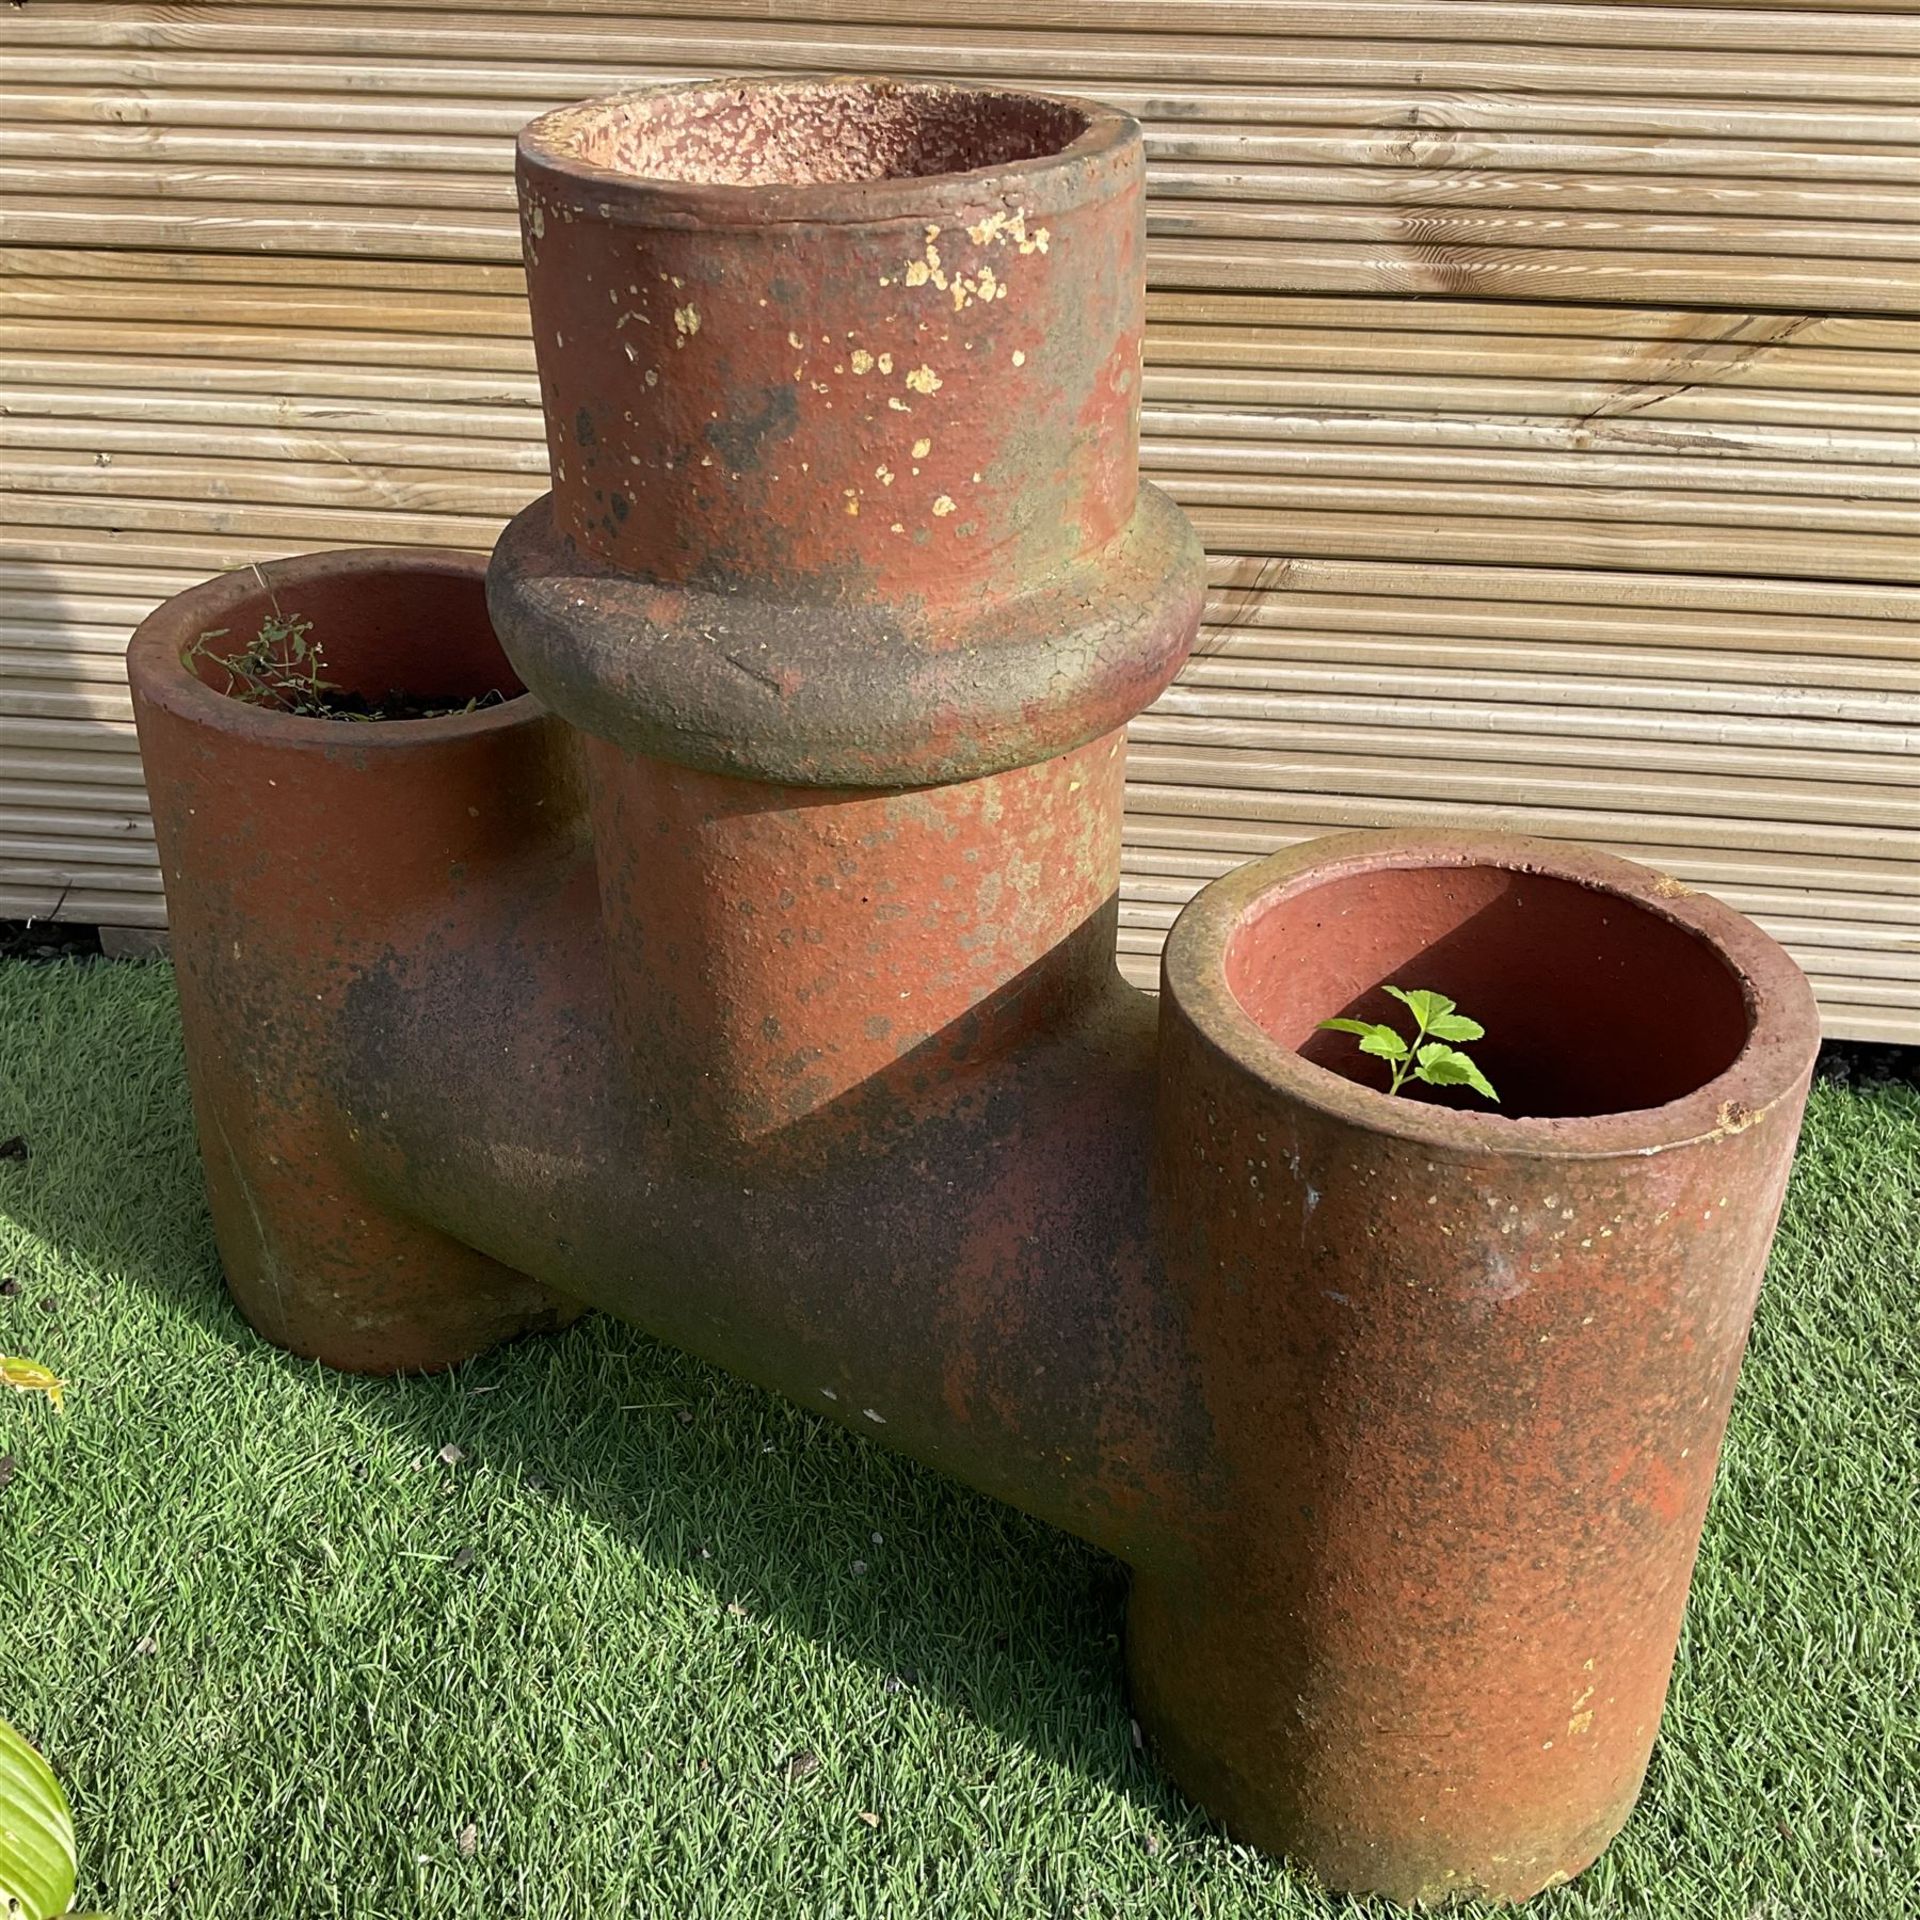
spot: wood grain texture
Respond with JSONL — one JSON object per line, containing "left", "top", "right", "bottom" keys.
{"left": 2, "top": 7, "right": 1916, "bottom": 1038}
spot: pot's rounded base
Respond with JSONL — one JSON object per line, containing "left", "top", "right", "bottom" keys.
{"left": 1126, "top": 1574, "right": 1641, "bottom": 1907}
{"left": 211, "top": 1193, "right": 588, "bottom": 1380}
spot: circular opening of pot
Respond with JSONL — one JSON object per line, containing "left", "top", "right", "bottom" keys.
{"left": 546, "top": 80, "right": 1091, "bottom": 189}
{"left": 1224, "top": 862, "right": 1753, "bottom": 1120}
{"left": 181, "top": 564, "right": 525, "bottom": 723}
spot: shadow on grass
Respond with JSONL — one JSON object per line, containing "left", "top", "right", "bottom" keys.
{"left": 0, "top": 956, "right": 1220, "bottom": 1859}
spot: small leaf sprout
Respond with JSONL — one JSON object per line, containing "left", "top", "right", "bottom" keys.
{"left": 1317, "top": 986, "right": 1500, "bottom": 1104}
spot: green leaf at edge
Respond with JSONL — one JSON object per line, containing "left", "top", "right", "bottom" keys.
{"left": 1316, "top": 1018, "right": 1377, "bottom": 1038}
{"left": 1424, "top": 1011, "right": 1485, "bottom": 1043}
{"left": 1357, "top": 1028, "right": 1410, "bottom": 1060}
{"left": 0, "top": 1717, "right": 78, "bottom": 1920}
{"left": 1414, "top": 1043, "right": 1500, "bottom": 1104}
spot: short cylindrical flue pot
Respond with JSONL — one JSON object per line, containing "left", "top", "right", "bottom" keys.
{"left": 1139, "top": 830, "right": 1821, "bottom": 1904}
{"left": 494, "top": 75, "right": 1199, "bottom": 790}
{"left": 127, "top": 549, "right": 585, "bottom": 1371}
{"left": 488, "top": 76, "right": 1204, "bottom": 1152}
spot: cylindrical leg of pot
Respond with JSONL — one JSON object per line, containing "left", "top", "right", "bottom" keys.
{"left": 1137, "top": 831, "right": 1821, "bottom": 1904}
{"left": 129, "top": 550, "right": 587, "bottom": 1372}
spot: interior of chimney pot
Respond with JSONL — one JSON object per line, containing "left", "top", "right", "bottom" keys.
{"left": 1224, "top": 864, "right": 1754, "bottom": 1120}
{"left": 184, "top": 568, "right": 524, "bottom": 712}
{"left": 562, "top": 83, "right": 1090, "bottom": 188}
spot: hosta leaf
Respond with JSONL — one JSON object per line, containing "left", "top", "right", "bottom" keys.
{"left": 1425, "top": 1012, "right": 1485, "bottom": 1043}
{"left": 1358, "top": 1028, "right": 1410, "bottom": 1060}
{"left": 1383, "top": 986, "right": 1455, "bottom": 1030}
{"left": 1414, "top": 1043, "right": 1500, "bottom": 1103}
{"left": 0, "top": 1718, "right": 77, "bottom": 1920}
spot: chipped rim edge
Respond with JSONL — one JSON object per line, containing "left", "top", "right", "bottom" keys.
{"left": 1161, "top": 829, "right": 1823, "bottom": 1162}
{"left": 516, "top": 75, "right": 1141, "bottom": 231}
{"left": 127, "top": 548, "right": 546, "bottom": 753}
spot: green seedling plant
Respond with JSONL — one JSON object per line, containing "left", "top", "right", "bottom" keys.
{"left": 183, "top": 612, "right": 504, "bottom": 724}
{"left": 184, "top": 610, "right": 335, "bottom": 717}
{"left": 1319, "top": 986, "right": 1499, "bottom": 1104}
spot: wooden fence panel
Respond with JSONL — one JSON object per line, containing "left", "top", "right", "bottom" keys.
{"left": 1, "top": 3, "right": 1915, "bottom": 1037}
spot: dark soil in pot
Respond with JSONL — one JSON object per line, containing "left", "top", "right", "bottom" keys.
{"left": 178, "top": 565, "right": 526, "bottom": 724}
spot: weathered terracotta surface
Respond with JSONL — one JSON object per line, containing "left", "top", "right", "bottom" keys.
{"left": 1142, "top": 832, "right": 1819, "bottom": 1902}
{"left": 127, "top": 552, "right": 584, "bottom": 1371}
{"left": 495, "top": 77, "right": 1198, "bottom": 787}
{"left": 128, "top": 79, "right": 1821, "bottom": 1907}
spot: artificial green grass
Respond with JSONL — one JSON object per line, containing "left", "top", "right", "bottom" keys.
{"left": 1, "top": 956, "right": 1915, "bottom": 1920}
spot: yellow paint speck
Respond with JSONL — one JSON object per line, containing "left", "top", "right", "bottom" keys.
{"left": 850, "top": 349, "right": 875, "bottom": 374}
{"left": 878, "top": 352, "right": 894, "bottom": 374}
{"left": 788, "top": 331, "right": 806, "bottom": 349}
{"left": 889, "top": 521, "right": 905, "bottom": 534}
{"left": 906, "top": 365, "right": 942, "bottom": 395}
{"left": 673, "top": 305, "right": 700, "bottom": 336}
{"left": 888, "top": 396, "right": 910, "bottom": 412}
{"left": 932, "top": 495, "right": 956, "bottom": 517}
{"left": 912, "top": 438, "right": 932, "bottom": 459}
{"left": 1011, "top": 349, "right": 1026, "bottom": 367}
{"left": 875, "top": 465, "right": 894, "bottom": 485}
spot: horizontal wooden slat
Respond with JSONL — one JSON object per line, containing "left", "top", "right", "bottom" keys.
{"left": 3, "top": 217, "right": 1913, "bottom": 318}
{"left": 0, "top": 783, "right": 152, "bottom": 816}
{"left": 1121, "top": 779, "right": 1896, "bottom": 862}
{"left": 0, "top": 810, "right": 155, "bottom": 845}
{"left": 22, "top": 9, "right": 1920, "bottom": 106}
{"left": 18, "top": 66, "right": 1920, "bottom": 152}
{"left": 15, "top": 116, "right": 1920, "bottom": 195}
{"left": 14, "top": 145, "right": 1920, "bottom": 230}
{"left": 109, "top": 1, "right": 1920, "bottom": 56}
{"left": 0, "top": 886, "right": 168, "bottom": 928}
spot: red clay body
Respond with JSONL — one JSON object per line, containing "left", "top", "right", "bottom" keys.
{"left": 128, "top": 79, "right": 1821, "bottom": 1906}
{"left": 1142, "top": 837, "right": 1816, "bottom": 1902}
